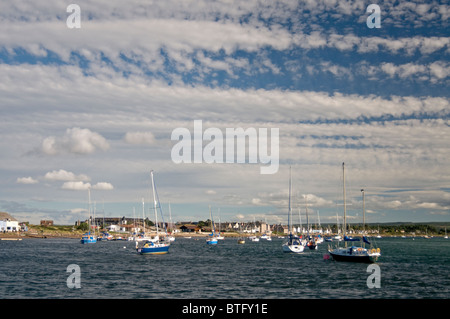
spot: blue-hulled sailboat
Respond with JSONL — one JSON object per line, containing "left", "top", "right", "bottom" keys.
{"left": 81, "top": 188, "right": 97, "bottom": 244}
{"left": 137, "top": 171, "right": 170, "bottom": 255}
{"left": 206, "top": 205, "right": 218, "bottom": 245}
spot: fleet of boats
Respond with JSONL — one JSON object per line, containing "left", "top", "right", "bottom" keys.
{"left": 78, "top": 165, "right": 388, "bottom": 264}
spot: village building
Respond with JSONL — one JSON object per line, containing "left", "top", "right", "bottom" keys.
{"left": 40, "top": 220, "right": 53, "bottom": 226}
{"left": 0, "top": 212, "right": 21, "bottom": 232}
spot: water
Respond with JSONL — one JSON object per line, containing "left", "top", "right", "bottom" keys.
{"left": 1, "top": 236, "right": 449, "bottom": 299}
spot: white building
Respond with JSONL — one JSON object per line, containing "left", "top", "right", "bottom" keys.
{"left": 106, "top": 224, "right": 121, "bottom": 232}
{"left": 0, "top": 219, "right": 20, "bottom": 232}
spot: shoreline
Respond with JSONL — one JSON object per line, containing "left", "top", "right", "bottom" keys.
{"left": 1, "top": 231, "right": 447, "bottom": 240}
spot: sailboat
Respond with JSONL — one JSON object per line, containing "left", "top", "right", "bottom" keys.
{"left": 328, "top": 163, "right": 380, "bottom": 263}
{"left": 305, "top": 195, "right": 317, "bottom": 250}
{"left": 445, "top": 227, "right": 448, "bottom": 239}
{"left": 167, "top": 203, "right": 176, "bottom": 242}
{"left": 216, "top": 209, "right": 225, "bottom": 240}
{"left": 136, "top": 171, "right": 170, "bottom": 255}
{"left": 237, "top": 222, "right": 245, "bottom": 244}
{"left": 260, "top": 219, "right": 272, "bottom": 241}
{"left": 206, "top": 205, "right": 219, "bottom": 245}
{"left": 282, "top": 166, "right": 305, "bottom": 253}
{"left": 249, "top": 217, "right": 260, "bottom": 242}
{"left": 133, "top": 199, "right": 153, "bottom": 242}
{"left": 81, "top": 188, "right": 97, "bottom": 244}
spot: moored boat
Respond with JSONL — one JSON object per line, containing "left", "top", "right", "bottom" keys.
{"left": 206, "top": 205, "right": 219, "bottom": 245}
{"left": 81, "top": 232, "right": 96, "bottom": 244}
{"left": 328, "top": 163, "right": 380, "bottom": 263}
{"left": 81, "top": 188, "right": 97, "bottom": 244}
{"left": 136, "top": 171, "right": 170, "bottom": 255}
{"left": 282, "top": 167, "right": 304, "bottom": 253}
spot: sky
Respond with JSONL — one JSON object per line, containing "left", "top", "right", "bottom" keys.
{"left": 1, "top": 0, "right": 449, "bottom": 226}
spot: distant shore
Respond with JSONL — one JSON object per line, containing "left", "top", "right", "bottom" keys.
{"left": 1, "top": 222, "right": 448, "bottom": 240}
{"left": 1, "top": 230, "right": 447, "bottom": 240}
{"left": 0, "top": 228, "right": 250, "bottom": 240}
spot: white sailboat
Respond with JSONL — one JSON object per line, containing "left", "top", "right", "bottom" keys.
{"left": 305, "top": 195, "right": 317, "bottom": 250}
{"left": 282, "top": 166, "right": 305, "bottom": 253}
{"left": 328, "top": 163, "right": 380, "bottom": 263}
{"left": 249, "top": 217, "right": 260, "bottom": 242}
{"left": 167, "top": 203, "right": 176, "bottom": 242}
{"left": 333, "top": 212, "right": 343, "bottom": 241}
{"left": 216, "top": 209, "right": 224, "bottom": 240}
{"left": 444, "top": 227, "right": 448, "bottom": 239}
{"left": 133, "top": 199, "right": 153, "bottom": 242}
{"left": 261, "top": 220, "right": 272, "bottom": 241}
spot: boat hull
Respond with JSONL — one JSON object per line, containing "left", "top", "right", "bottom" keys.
{"left": 329, "top": 248, "right": 380, "bottom": 263}
{"left": 282, "top": 243, "right": 305, "bottom": 253}
{"left": 81, "top": 234, "right": 97, "bottom": 244}
{"left": 206, "top": 239, "right": 218, "bottom": 245}
{"left": 81, "top": 239, "right": 96, "bottom": 244}
{"left": 138, "top": 244, "right": 170, "bottom": 255}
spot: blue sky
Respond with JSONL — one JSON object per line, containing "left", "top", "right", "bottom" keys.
{"left": 0, "top": 0, "right": 449, "bottom": 225}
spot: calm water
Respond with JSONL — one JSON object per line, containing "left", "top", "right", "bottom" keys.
{"left": 1, "top": 236, "right": 449, "bottom": 299}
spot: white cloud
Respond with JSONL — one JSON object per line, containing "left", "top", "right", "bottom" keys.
{"left": 61, "top": 181, "right": 91, "bottom": 190}
{"left": 44, "top": 169, "right": 90, "bottom": 182}
{"left": 54, "top": 179, "right": 115, "bottom": 192}
{"left": 124, "top": 131, "right": 156, "bottom": 145}
{"left": 16, "top": 177, "right": 38, "bottom": 184}
{"left": 61, "top": 181, "right": 113, "bottom": 191}
{"left": 380, "top": 61, "right": 450, "bottom": 82}
{"left": 70, "top": 208, "right": 87, "bottom": 214}
{"left": 92, "top": 182, "right": 114, "bottom": 190}
{"left": 41, "top": 127, "right": 109, "bottom": 155}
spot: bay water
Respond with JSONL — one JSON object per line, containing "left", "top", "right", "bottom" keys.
{"left": 1, "top": 236, "right": 449, "bottom": 299}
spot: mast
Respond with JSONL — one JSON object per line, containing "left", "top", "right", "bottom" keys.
{"left": 342, "top": 162, "right": 346, "bottom": 238}
{"left": 361, "top": 189, "right": 365, "bottom": 233}
{"left": 318, "top": 210, "right": 321, "bottom": 232}
{"left": 88, "top": 187, "right": 91, "bottom": 234}
{"left": 102, "top": 199, "right": 105, "bottom": 230}
{"left": 93, "top": 201, "right": 96, "bottom": 236}
{"left": 142, "top": 198, "right": 145, "bottom": 234}
{"left": 151, "top": 171, "right": 159, "bottom": 236}
{"left": 169, "top": 202, "right": 172, "bottom": 233}
{"left": 298, "top": 208, "right": 302, "bottom": 235}
{"left": 133, "top": 207, "right": 136, "bottom": 235}
{"left": 288, "top": 166, "right": 292, "bottom": 235}
{"left": 336, "top": 212, "right": 340, "bottom": 234}
{"left": 305, "top": 195, "right": 309, "bottom": 237}
{"left": 209, "top": 205, "right": 215, "bottom": 233}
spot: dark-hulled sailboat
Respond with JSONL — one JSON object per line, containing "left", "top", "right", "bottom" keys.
{"left": 328, "top": 163, "right": 380, "bottom": 263}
